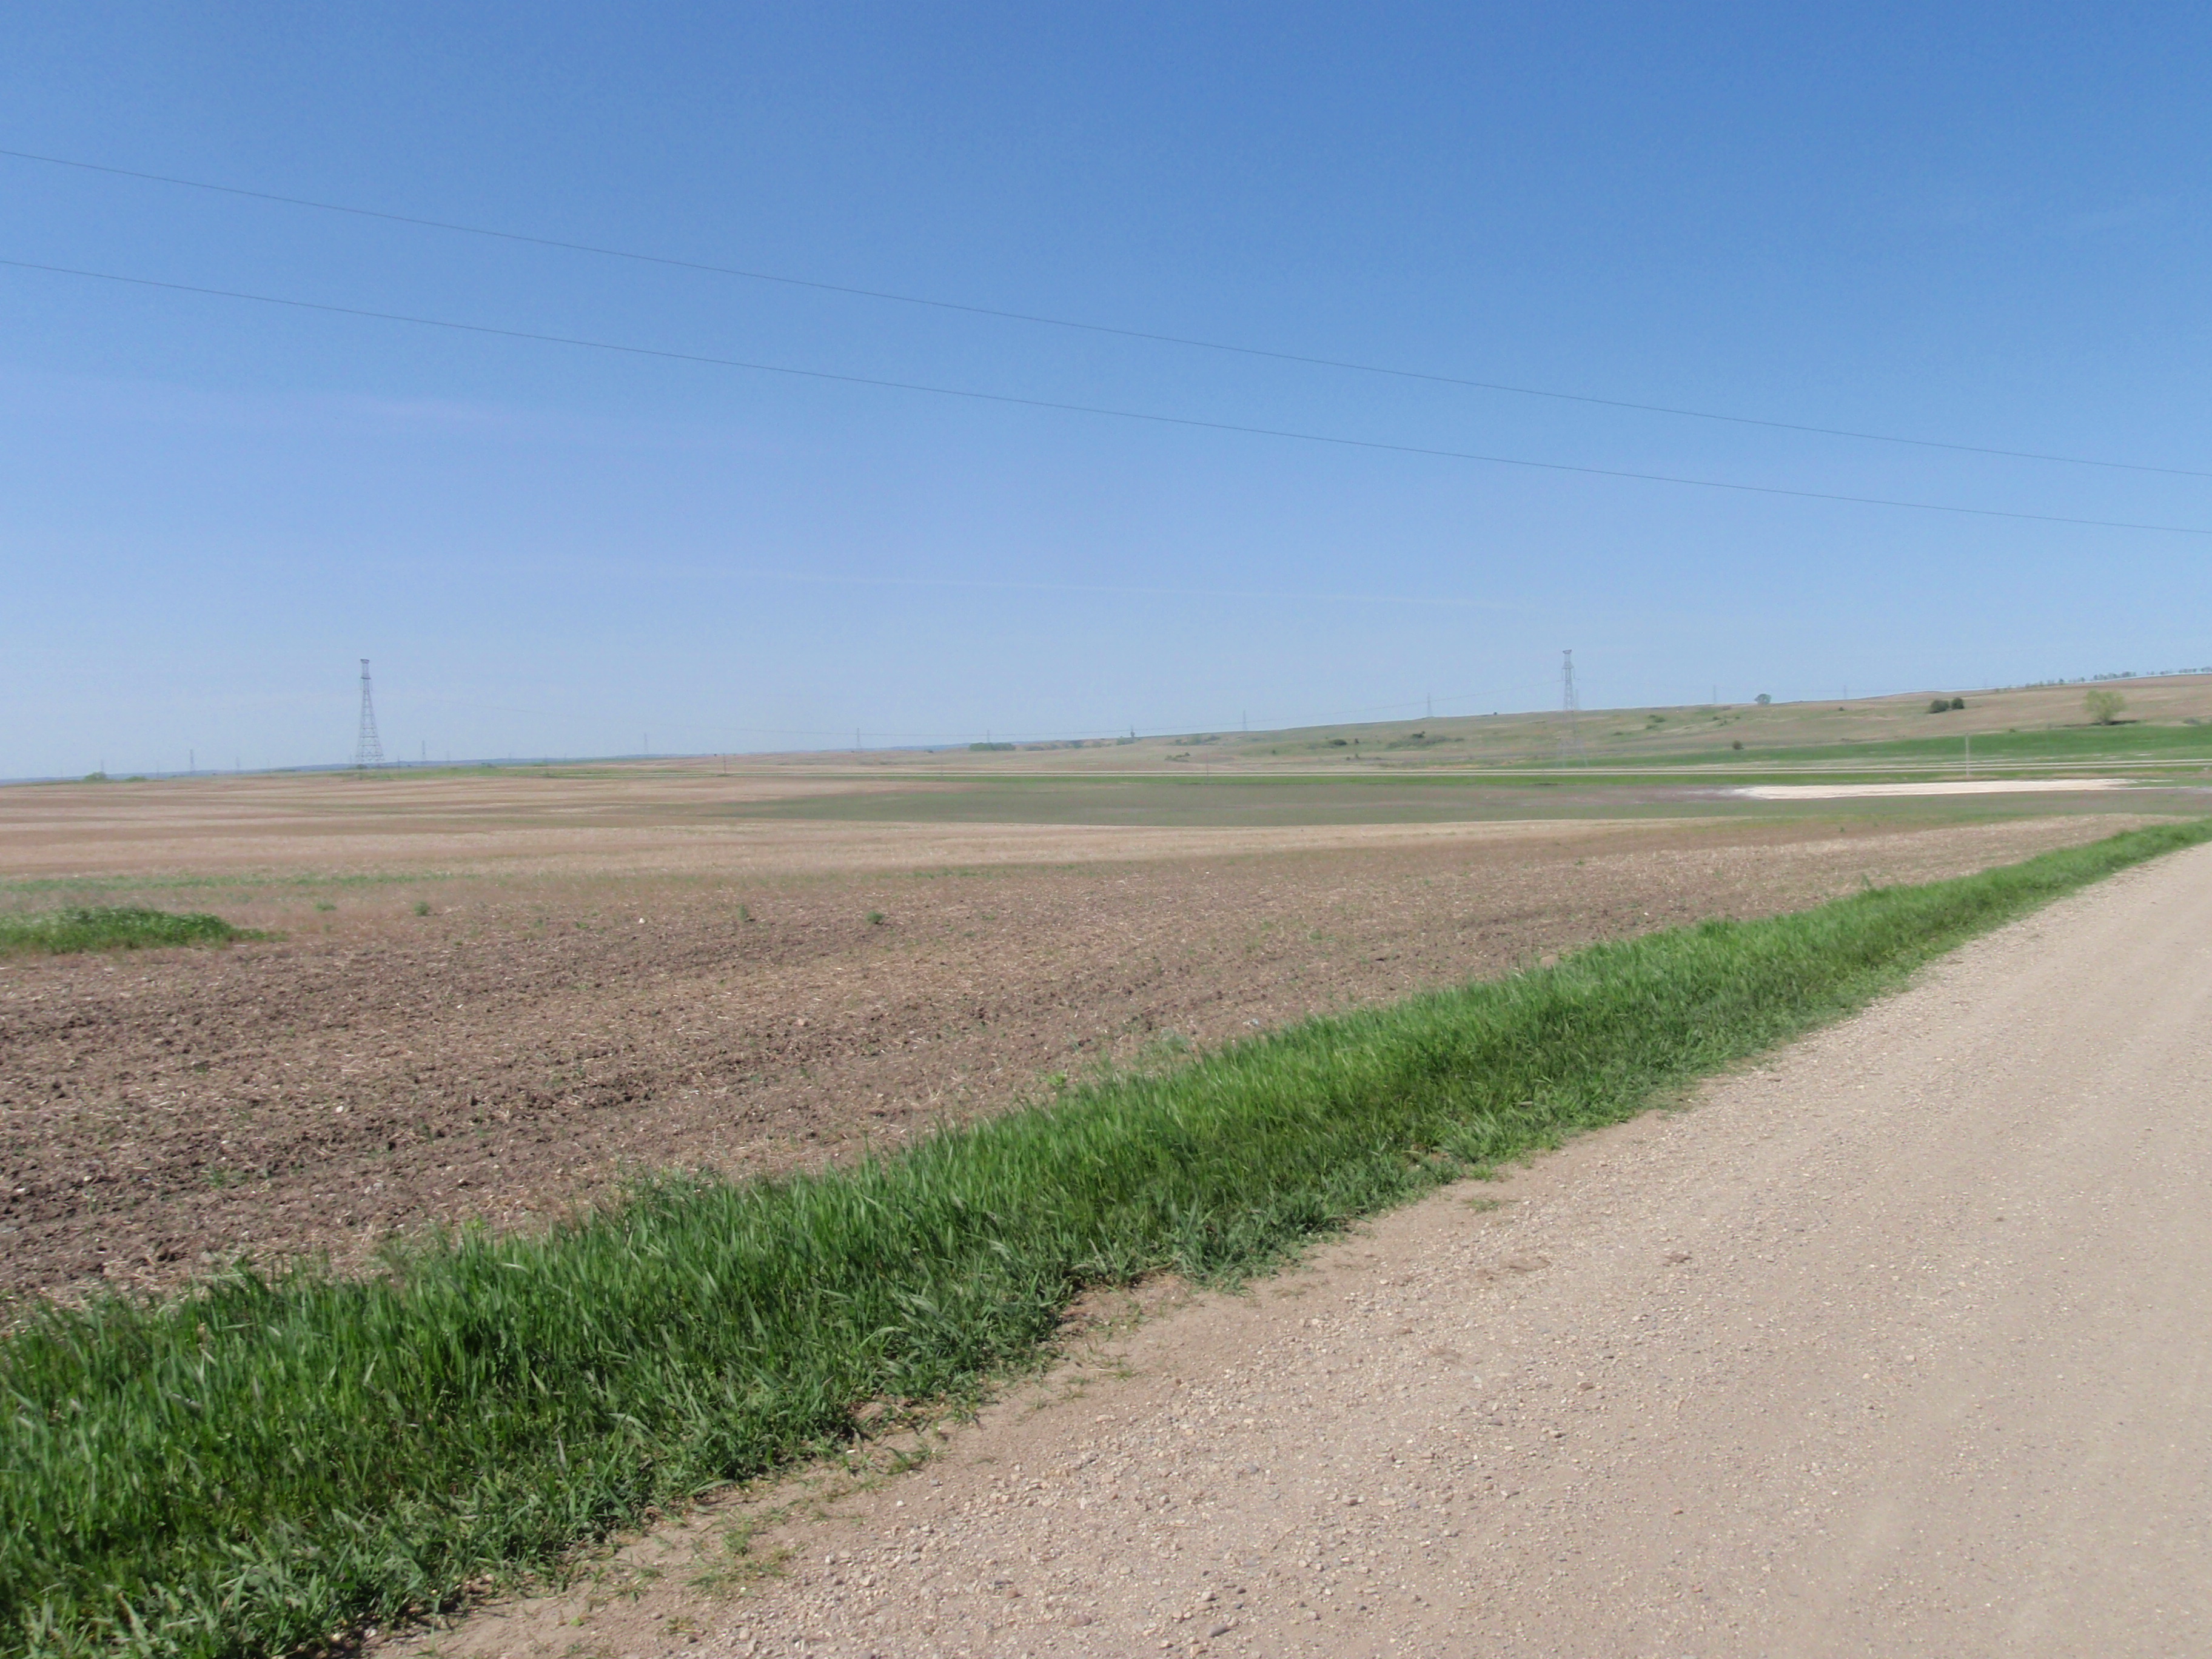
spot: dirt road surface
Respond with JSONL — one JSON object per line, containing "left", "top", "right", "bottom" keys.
{"left": 417, "top": 840, "right": 2212, "bottom": 1657}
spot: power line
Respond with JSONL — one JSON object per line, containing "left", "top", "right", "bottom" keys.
{"left": 524, "top": 682, "right": 1569, "bottom": 746}
{"left": 732, "top": 564, "right": 1524, "bottom": 612}
{"left": 5, "top": 145, "right": 2202, "bottom": 481}
{"left": 410, "top": 682, "right": 1570, "bottom": 750}
{"left": 7, "top": 256, "right": 2207, "bottom": 539}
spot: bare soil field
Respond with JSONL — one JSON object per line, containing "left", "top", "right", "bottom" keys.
{"left": 0, "top": 769, "right": 2152, "bottom": 1306}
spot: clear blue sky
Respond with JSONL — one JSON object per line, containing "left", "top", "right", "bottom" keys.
{"left": 5, "top": 4, "right": 2208, "bottom": 776}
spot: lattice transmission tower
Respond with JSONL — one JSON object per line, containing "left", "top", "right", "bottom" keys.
{"left": 354, "top": 659, "right": 386, "bottom": 768}
{"left": 1558, "top": 649, "right": 1586, "bottom": 765}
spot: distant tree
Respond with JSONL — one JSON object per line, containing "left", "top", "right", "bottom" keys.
{"left": 1928, "top": 698, "right": 1952, "bottom": 714}
{"left": 1755, "top": 692, "right": 1772, "bottom": 706}
{"left": 1949, "top": 697, "right": 1966, "bottom": 710}
{"left": 2085, "top": 689, "right": 2126, "bottom": 725}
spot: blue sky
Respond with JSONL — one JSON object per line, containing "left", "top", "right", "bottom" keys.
{"left": 4, "top": 4, "right": 2209, "bottom": 775}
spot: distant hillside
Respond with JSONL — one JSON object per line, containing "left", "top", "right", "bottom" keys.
{"left": 728, "top": 672, "right": 2212, "bottom": 776}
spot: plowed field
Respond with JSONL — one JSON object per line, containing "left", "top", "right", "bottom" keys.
{"left": 0, "top": 770, "right": 2153, "bottom": 1304}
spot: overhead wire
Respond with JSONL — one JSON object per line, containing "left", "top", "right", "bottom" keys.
{"left": 5, "top": 256, "right": 2207, "bottom": 538}
{"left": 412, "top": 683, "right": 1555, "bottom": 746}
{"left": 552, "top": 684, "right": 1581, "bottom": 745}
{"left": 3, "top": 146, "right": 2205, "bottom": 481}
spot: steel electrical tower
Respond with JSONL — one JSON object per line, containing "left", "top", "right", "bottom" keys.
{"left": 1558, "top": 649, "right": 1586, "bottom": 765}
{"left": 354, "top": 659, "right": 386, "bottom": 768}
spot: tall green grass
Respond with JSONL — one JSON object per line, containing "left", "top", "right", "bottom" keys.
{"left": 0, "top": 908, "right": 257, "bottom": 958}
{"left": 4, "top": 820, "right": 2205, "bottom": 1656}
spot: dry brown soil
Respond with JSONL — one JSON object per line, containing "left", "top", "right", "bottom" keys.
{"left": 401, "top": 837, "right": 2212, "bottom": 1659}
{"left": 0, "top": 785, "right": 2139, "bottom": 1303}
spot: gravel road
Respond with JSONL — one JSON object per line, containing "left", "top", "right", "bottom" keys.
{"left": 413, "top": 840, "right": 2212, "bottom": 1658}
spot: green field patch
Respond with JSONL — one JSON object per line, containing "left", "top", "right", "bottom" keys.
{"left": 1564, "top": 721, "right": 2212, "bottom": 771}
{"left": 0, "top": 907, "right": 263, "bottom": 958}
{"left": 722, "top": 776, "right": 1540, "bottom": 827}
{"left": 3, "top": 820, "right": 2207, "bottom": 1655}
{"left": 721, "top": 776, "right": 2177, "bottom": 829}
{"left": 721, "top": 776, "right": 1792, "bottom": 828}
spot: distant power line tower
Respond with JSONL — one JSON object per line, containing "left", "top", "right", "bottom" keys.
{"left": 354, "top": 659, "right": 386, "bottom": 768}
{"left": 1558, "top": 649, "right": 1587, "bottom": 765}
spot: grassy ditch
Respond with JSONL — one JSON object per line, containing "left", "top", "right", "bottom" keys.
{"left": 4, "top": 819, "right": 2207, "bottom": 1656}
{"left": 0, "top": 907, "right": 260, "bottom": 958}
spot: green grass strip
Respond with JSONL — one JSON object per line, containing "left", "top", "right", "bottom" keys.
{"left": 4, "top": 819, "right": 2206, "bottom": 1655}
{"left": 0, "top": 907, "right": 258, "bottom": 959}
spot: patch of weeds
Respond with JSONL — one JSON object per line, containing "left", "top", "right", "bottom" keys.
{"left": 0, "top": 907, "right": 264, "bottom": 959}
{"left": 581, "top": 1559, "right": 663, "bottom": 1607}
{"left": 315, "top": 902, "right": 337, "bottom": 914}
{"left": 690, "top": 1515, "right": 795, "bottom": 1597}
{"left": 864, "top": 910, "right": 886, "bottom": 927}
{"left": 414, "top": 901, "right": 432, "bottom": 917}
